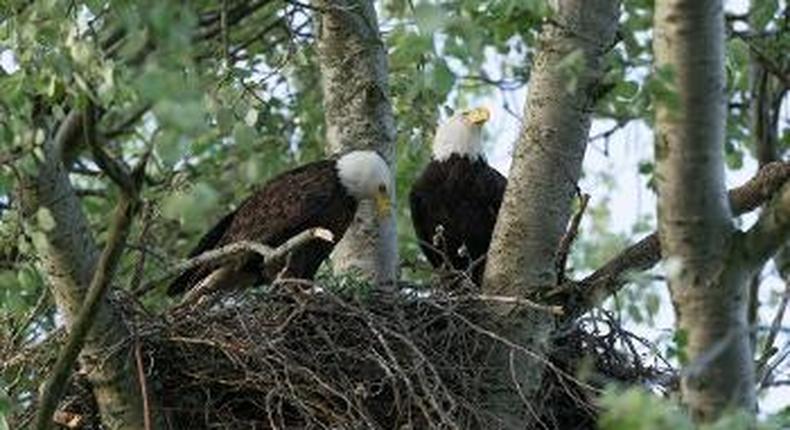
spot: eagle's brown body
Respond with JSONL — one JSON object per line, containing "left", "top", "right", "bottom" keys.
{"left": 409, "top": 154, "right": 506, "bottom": 285}
{"left": 167, "top": 160, "right": 357, "bottom": 295}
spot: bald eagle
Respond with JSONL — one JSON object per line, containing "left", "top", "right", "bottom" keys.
{"left": 409, "top": 107, "right": 506, "bottom": 285}
{"left": 167, "top": 150, "right": 392, "bottom": 295}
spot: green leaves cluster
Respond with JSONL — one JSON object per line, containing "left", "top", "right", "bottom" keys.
{"left": 599, "top": 387, "right": 789, "bottom": 430}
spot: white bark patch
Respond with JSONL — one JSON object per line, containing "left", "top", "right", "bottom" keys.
{"left": 314, "top": 0, "right": 398, "bottom": 291}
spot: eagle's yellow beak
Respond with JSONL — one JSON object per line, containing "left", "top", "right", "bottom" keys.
{"left": 465, "top": 107, "right": 491, "bottom": 125}
{"left": 374, "top": 191, "right": 392, "bottom": 219}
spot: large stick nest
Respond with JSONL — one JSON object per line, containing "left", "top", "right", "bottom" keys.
{"left": 12, "top": 285, "right": 674, "bottom": 429}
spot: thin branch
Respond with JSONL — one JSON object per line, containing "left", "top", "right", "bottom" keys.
{"left": 556, "top": 193, "right": 590, "bottom": 284}
{"left": 448, "top": 294, "right": 564, "bottom": 316}
{"left": 134, "top": 337, "right": 153, "bottom": 430}
{"left": 53, "top": 110, "right": 85, "bottom": 160}
{"left": 101, "top": 103, "right": 151, "bottom": 139}
{"left": 742, "top": 182, "right": 790, "bottom": 269}
{"left": 757, "top": 281, "right": 790, "bottom": 379}
{"left": 9, "top": 288, "right": 51, "bottom": 349}
{"left": 734, "top": 33, "right": 790, "bottom": 89}
{"left": 136, "top": 227, "right": 334, "bottom": 297}
{"left": 564, "top": 161, "right": 790, "bottom": 320}
{"left": 83, "top": 103, "right": 136, "bottom": 194}
{"left": 34, "top": 193, "right": 139, "bottom": 430}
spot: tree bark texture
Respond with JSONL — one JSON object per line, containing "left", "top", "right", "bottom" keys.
{"left": 654, "top": 0, "right": 756, "bottom": 421}
{"left": 20, "top": 120, "right": 151, "bottom": 429}
{"left": 480, "top": 1, "right": 620, "bottom": 427}
{"left": 313, "top": 0, "right": 399, "bottom": 291}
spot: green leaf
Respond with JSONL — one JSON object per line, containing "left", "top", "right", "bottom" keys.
{"left": 430, "top": 61, "right": 455, "bottom": 98}
{"left": 414, "top": 3, "right": 445, "bottom": 33}
{"left": 752, "top": 0, "right": 778, "bottom": 30}
{"left": 216, "top": 107, "right": 235, "bottom": 134}
{"left": 554, "top": 49, "right": 585, "bottom": 94}
{"left": 599, "top": 387, "right": 694, "bottom": 430}
{"left": 161, "top": 182, "right": 219, "bottom": 231}
{"left": 154, "top": 129, "right": 186, "bottom": 165}
{"left": 645, "top": 293, "right": 660, "bottom": 318}
{"left": 637, "top": 161, "right": 654, "bottom": 175}
{"left": 646, "top": 64, "right": 680, "bottom": 111}
{"left": 16, "top": 264, "right": 40, "bottom": 291}
{"left": 35, "top": 207, "right": 56, "bottom": 231}
{"left": 233, "top": 123, "right": 258, "bottom": 148}
{"left": 154, "top": 99, "right": 207, "bottom": 134}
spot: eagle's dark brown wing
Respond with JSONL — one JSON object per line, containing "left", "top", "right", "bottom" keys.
{"left": 168, "top": 160, "right": 351, "bottom": 295}
{"left": 409, "top": 155, "right": 506, "bottom": 284}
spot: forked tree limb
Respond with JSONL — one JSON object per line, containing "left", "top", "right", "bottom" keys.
{"left": 564, "top": 161, "right": 790, "bottom": 320}
{"left": 742, "top": 183, "right": 790, "bottom": 270}
{"left": 137, "top": 228, "right": 335, "bottom": 299}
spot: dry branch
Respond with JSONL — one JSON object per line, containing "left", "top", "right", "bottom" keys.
{"left": 136, "top": 227, "right": 334, "bottom": 299}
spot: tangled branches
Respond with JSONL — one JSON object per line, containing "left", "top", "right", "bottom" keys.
{"left": 0, "top": 283, "right": 672, "bottom": 429}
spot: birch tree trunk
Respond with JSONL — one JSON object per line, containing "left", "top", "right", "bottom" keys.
{"left": 19, "top": 117, "right": 152, "bottom": 428}
{"left": 313, "top": 0, "right": 398, "bottom": 291}
{"left": 480, "top": 1, "right": 620, "bottom": 426}
{"left": 654, "top": 0, "right": 756, "bottom": 421}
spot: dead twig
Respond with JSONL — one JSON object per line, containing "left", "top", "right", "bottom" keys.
{"left": 757, "top": 280, "right": 790, "bottom": 382}
{"left": 448, "top": 294, "right": 564, "bottom": 316}
{"left": 555, "top": 193, "right": 590, "bottom": 284}
{"left": 134, "top": 337, "right": 152, "bottom": 430}
{"left": 173, "top": 228, "right": 335, "bottom": 308}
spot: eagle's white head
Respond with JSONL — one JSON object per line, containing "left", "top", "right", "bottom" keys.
{"left": 337, "top": 150, "right": 393, "bottom": 218}
{"left": 432, "top": 107, "right": 491, "bottom": 161}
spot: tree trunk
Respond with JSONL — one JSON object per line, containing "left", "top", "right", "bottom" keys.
{"left": 654, "top": 0, "right": 756, "bottom": 421}
{"left": 481, "top": 1, "right": 620, "bottom": 427}
{"left": 20, "top": 114, "right": 154, "bottom": 429}
{"left": 313, "top": 0, "right": 399, "bottom": 292}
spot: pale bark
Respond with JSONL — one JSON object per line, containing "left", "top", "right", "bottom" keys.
{"left": 313, "top": 0, "right": 398, "bottom": 291}
{"left": 20, "top": 113, "right": 153, "bottom": 429}
{"left": 654, "top": 0, "right": 755, "bottom": 421}
{"left": 480, "top": 0, "right": 620, "bottom": 427}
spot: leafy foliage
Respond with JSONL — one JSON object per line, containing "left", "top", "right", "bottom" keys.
{"left": 599, "top": 387, "right": 789, "bottom": 430}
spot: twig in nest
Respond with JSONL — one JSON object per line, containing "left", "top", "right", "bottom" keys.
{"left": 555, "top": 193, "right": 590, "bottom": 284}
{"left": 448, "top": 294, "right": 564, "bottom": 316}
{"left": 134, "top": 337, "right": 152, "bottom": 430}
{"left": 171, "top": 228, "right": 334, "bottom": 307}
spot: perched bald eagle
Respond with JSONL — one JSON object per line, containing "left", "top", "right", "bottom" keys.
{"left": 409, "top": 107, "right": 506, "bottom": 285}
{"left": 167, "top": 150, "right": 392, "bottom": 295}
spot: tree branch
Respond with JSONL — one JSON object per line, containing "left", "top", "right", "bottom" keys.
{"left": 564, "top": 161, "right": 790, "bottom": 320}
{"left": 742, "top": 182, "right": 790, "bottom": 269}
{"left": 84, "top": 103, "right": 137, "bottom": 194}
{"left": 34, "top": 193, "right": 139, "bottom": 430}
{"left": 136, "top": 227, "right": 334, "bottom": 297}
